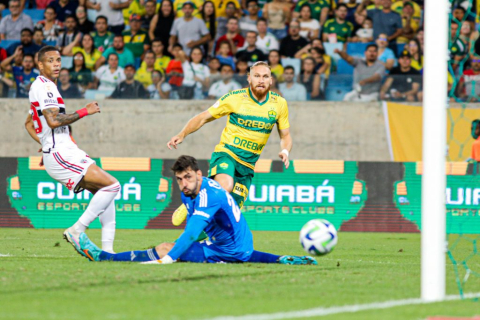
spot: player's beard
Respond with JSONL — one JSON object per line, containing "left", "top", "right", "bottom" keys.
{"left": 250, "top": 83, "right": 271, "bottom": 101}
{"left": 182, "top": 180, "right": 200, "bottom": 198}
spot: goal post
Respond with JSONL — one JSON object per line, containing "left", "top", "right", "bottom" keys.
{"left": 421, "top": 0, "right": 449, "bottom": 301}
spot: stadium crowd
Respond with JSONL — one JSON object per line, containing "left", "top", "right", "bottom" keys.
{"left": 0, "top": 0, "right": 479, "bottom": 101}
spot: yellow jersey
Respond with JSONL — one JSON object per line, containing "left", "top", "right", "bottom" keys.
{"left": 173, "top": 0, "right": 204, "bottom": 19}
{"left": 72, "top": 47, "right": 102, "bottom": 71}
{"left": 140, "top": 56, "right": 171, "bottom": 72}
{"left": 208, "top": 88, "right": 290, "bottom": 170}
{"left": 134, "top": 67, "right": 152, "bottom": 88}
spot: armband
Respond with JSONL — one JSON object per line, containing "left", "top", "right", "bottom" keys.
{"left": 75, "top": 108, "right": 88, "bottom": 119}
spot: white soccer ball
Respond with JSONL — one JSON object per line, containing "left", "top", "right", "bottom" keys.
{"left": 299, "top": 219, "right": 338, "bottom": 256}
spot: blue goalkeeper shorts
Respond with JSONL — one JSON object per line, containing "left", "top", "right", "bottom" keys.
{"left": 178, "top": 241, "right": 250, "bottom": 263}
{"left": 178, "top": 242, "right": 208, "bottom": 263}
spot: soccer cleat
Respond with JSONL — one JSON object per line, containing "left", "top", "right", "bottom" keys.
{"left": 172, "top": 204, "right": 188, "bottom": 226}
{"left": 63, "top": 226, "right": 85, "bottom": 257}
{"left": 278, "top": 255, "right": 318, "bottom": 265}
{"left": 78, "top": 232, "right": 102, "bottom": 262}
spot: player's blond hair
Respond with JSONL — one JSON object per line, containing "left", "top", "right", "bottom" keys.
{"left": 248, "top": 61, "right": 271, "bottom": 75}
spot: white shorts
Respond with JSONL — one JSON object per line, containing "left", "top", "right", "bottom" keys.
{"left": 43, "top": 147, "right": 96, "bottom": 193}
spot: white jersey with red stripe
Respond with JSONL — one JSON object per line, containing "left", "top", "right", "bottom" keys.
{"left": 29, "top": 75, "right": 77, "bottom": 152}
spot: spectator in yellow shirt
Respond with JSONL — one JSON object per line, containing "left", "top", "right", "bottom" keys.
{"left": 212, "top": 0, "right": 241, "bottom": 18}
{"left": 122, "top": 0, "right": 146, "bottom": 26}
{"left": 173, "top": 0, "right": 204, "bottom": 18}
{"left": 268, "top": 50, "right": 284, "bottom": 82}
{"left": 395, "top": 1, "right": 421, "bottom": 44}
{"left": 140, "top": 38, "right": 171, "bottom": 72}
{"left": 135, "top": 50, "right": 157, "bottom": 87}
{"left": 295, "top": 38, "right": 331, "bottom": 78}
{"left": 392, "top": 0, "right": 421, "bottom": 19}
{"left": 63, "top": 33, "right": 102, "bottom": 71}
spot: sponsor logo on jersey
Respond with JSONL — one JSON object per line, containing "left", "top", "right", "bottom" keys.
{"left": 268, "top": 110, "right": 277, "bottom": 121}
{"left": 233, "top": 182, "right": 248, "bottom": 201}
{"left": 47, "top": 92, "right": 53, "bottom": 98}
{"left": 237, "top": 118, "right": 275, "bottom": 130}
{"left": 193, "top": 210, "right": 210, "bottom": 219}
{"left": 66, "top": 179, "right": 74, "bottom": 191}
{"left": 219, "top": 162, "right": 229, "bottom": 170}
{"left": 233, "top": 137, "right": 265, "bottom": 152}
{"left": 44, "top": 99, "right": 57, "bottom": 104}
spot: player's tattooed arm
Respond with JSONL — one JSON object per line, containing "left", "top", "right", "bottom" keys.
{"left": 25, "top": 114, "right": 41, "bottom": 144}
{"left": 43, "top": 102, "right": 100, "bottom": 129}
{"left": 42, "top": 108, "right": 81, "bottom": 129}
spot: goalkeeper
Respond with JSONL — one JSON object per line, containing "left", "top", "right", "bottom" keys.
{"left": 77, "top": 156, "right": 317, "bottom": 265}
{"left": 166, "top": 61, "right": 292, "bottom": 227}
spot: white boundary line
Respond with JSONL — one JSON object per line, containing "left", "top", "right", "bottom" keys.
{"left": 382, "top": 101, "right": 394, "bottom": 161}
{"left": 208, "top": 293, "right": 480, "bottom": 320}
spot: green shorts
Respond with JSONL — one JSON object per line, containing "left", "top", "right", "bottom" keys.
{"left": 208, "top": 152, "right": 254, "bottom": 208}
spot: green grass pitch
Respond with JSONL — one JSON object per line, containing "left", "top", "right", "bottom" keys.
{"left": 0, "top": 228, "right": 479, "bottom": 320}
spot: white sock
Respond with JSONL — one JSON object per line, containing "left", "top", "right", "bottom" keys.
{"left": 73, "top": 221, "right": 86, "bottom": 233}
{"left": 77, "top": 182, "right": 120, "bottom": 233}
{"left": 100, "top": 199, "right": 116, "bottom": 253}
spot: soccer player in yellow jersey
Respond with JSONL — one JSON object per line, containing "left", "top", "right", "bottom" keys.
{"left": 167, "top": 61, "right": 292, "bottom": 226}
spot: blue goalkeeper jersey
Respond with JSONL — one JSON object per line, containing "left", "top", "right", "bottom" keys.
{"left": 168, "top": 177, "right": 254, "bottom": 262}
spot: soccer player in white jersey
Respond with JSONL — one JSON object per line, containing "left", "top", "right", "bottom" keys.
{"left": 25, "top": 46, "right": 120, "bottom": 255}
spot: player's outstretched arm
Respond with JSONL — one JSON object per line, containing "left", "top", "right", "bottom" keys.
{"left": 167, "top": 110, "right": 215, "bottom": 149}
{"left": 278, "top": 127, "right": 292, "bottom": 169}
{"left": 154, "top": 215, "right": 209, "bottom": 264}
{"left": 43, "top": 102, "right": 100, "bottom": 129}
{"left": 25, "top": 114, "right": 41, "bottom": 144}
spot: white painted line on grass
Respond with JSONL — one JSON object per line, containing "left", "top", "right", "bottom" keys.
{"left": 208, "top": 292, "right": 480, "bottom": 320}
{"left": 0, "top": 254, "right": 75, "bottom": 258}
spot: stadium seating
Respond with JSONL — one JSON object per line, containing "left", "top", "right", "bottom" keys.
{"left": 346, "top": 42, "right": 374, "bottom": 57}
{"left": 336, "top": 59, "right": 354, "bottom": 74}
{"left": 325, "top": 86, "right": 350, "bottom": 101}
{"left": 134, "top": 57, "right": 141, "bottom": 70}
{"left": 396, "top": 43, "right": 406, "bottom": 56}
{"left": 0, "top": 39, "right": 16, "bottom": 49}
{"left": 323, "top": 42, "right": 343, "bottom": 62}
{"left": 84, "top": 89, "right": 113, "bottom": 100}
{"left": 87, "top": 9, "right": 97, "bottom": 23}
{"left": 61, "top": 56, "right": 73, "bottom": 69}
{"left": 281, "top": 58, "right": 301, "bottom": 75}
{"left": 324, "top": 74, "right": 353, "bottom": 101}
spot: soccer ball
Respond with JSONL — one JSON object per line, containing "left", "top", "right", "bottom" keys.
{"left": 299, "top": 219, "right": 338, "bottom": 256}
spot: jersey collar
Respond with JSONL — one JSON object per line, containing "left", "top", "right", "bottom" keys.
{"left": 248, "top": 87, "right": 270, "bottom": 106}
